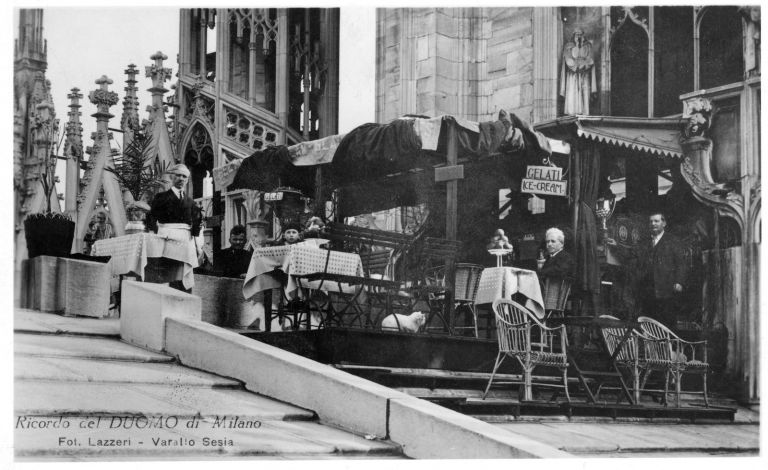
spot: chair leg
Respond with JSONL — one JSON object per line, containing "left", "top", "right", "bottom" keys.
{"left": 562, "top": 367, "right": 571, "bottom": 403}
{"left": 483, "top": 353, "right": 505, "bottom": 399}
{"left": 634, "top": 366, "right": 641, "bottom": 405}
{"left": 663, "top": 371, "right": 670, "bottom": 407}
{"left": 703, "top": 371, "right": 709, "bottom": 407}
{"left": 674, "top": 370, "right": 682, "bottom": 408}
{"left": 523, "top": 366, "right": 533, "bottom": 401}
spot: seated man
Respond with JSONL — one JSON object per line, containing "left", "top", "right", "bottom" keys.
{"left": 216, "top": 225, "right": 252, "bottom": 278}
{"left": 538, "top": 227, "right": 575, "bottom": 283}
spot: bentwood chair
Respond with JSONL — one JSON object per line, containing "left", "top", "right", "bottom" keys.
{"left": 542, "top": 277, "right": 572, "bottom": 322}
{"left": 638, "top": 316, "right": 709, "bottom": 408}
{"left": 483, "top": 299, "right": 570, "bottom": 402}
{"left": 452, "top": 263, "right": 484, "bottom": 337}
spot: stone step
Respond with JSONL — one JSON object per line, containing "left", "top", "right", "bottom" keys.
{"left": 15, "top": 355, "right": 242, "bottom": 387}
{"left": 15, "top": 333, "right": 173, "bottom": 363}
{"left": 15, "top": 309, "right": 120, "bottom": 336}
{"left": 15, "top": 381, "right": 317, "bottom": 420}
{"left": 15, "top": 415, "right": 403, "bottom": 460}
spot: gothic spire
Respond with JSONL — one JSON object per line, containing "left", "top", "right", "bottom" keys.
{"left": 64, "top": 87, "right": 83, "bottom": 214}
{"left": 121, "top": 64, "right": 141, "bottom": 147}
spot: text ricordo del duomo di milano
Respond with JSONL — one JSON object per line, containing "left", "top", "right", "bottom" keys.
{"left": 16, "top": 415, "right": 263, "bottom": 448}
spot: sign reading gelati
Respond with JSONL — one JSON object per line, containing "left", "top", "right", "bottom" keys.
{"left": 263, "top": 192, "right": 284, "bottom": 202}
{"left": 525, "top": 165, "right": 563, "bottom": 181}
{"left": 521, "top": 165, "right": 568, "bottom": 197}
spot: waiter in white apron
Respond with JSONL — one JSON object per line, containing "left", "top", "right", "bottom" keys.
{"left": 148, "top": 163, "right": 202, "bottom": 292}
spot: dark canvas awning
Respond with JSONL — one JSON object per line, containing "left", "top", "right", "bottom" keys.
{"left": 535, "top": 115, "right": 683, "bottom": 158}
{"left": 213, "top": 113, "right": 554, "bottom": 194}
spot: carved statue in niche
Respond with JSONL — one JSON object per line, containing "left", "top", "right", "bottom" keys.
{"left": 560, "top": 28, "right": 597, "bottom": 115}
{"left": 739, "top": 6, "right": 761, "bottom": 76}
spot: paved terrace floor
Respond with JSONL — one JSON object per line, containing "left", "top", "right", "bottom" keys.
{"left": 13, "top": 308, "right": 763, "bottom": 461}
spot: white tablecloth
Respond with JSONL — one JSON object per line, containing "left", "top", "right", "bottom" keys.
{"left": 474, "top": 267, "right": 545, "bottom": 318}
{"left": 242, "top": 244, "right": 363, "bottom": 300}
{"left": 92, "top": 232, "right": 199, "bottom": 289}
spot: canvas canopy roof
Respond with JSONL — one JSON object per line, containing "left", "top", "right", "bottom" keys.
{"left": 212, "top": 113, "right": 553, "bottom": 194}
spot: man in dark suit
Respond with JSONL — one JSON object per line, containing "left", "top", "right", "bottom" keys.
{"left": 608, "top": 212, "right": 687, "bottom": 326}
{"left": 216, "top": 224, "right": 252, "bottom": 278}
{"left": 148, "top": 163, "right": 202, "bottom": 292}
{"left": 148, "top": 164, "right": 202, "bottom": 236}
{"left": 637, "top": 212, "right": 686, "bottom": 327}
{"left": 538, "top": 227, "right": 575, "bottom": 283}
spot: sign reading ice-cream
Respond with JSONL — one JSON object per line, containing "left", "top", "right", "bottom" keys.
{"left": 521, "top": 165, "right": 568, "bottom": 197}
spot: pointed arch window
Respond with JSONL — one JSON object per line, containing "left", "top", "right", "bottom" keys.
{"left": 184, "top": 124, "right": 214, "bottom": 199}
{"left": 610, "top": 8, "right": 649, "bottom": 117}
{"left": 697, "top": 6, "right": 744, "bottom": 90}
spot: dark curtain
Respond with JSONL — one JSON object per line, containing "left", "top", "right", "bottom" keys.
{"left": 576, "top": 140, "right": 601, "bottom": 296}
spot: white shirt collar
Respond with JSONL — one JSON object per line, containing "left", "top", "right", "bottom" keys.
{"left": 549, "top": 248, "right": 563, "bottom": 258}
{"left": 652, "top": 231, "right": 664, "bottom": 245}
{"left": 171, "top": 187, "right": 183, "bottom": 198}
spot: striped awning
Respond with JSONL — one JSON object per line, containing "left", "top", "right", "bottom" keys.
{"left": 574, "top": 117, "right": 683, "bottom": 158}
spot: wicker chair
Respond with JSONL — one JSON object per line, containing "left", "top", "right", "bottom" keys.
{"left": 598, "top": 314, "right": 644, "bottom": 404}
{"left": 483, "top": 299, "right": 570, "bottom": 402}
{"left": 638, "top": 316, "right": 709, "bottom": 408}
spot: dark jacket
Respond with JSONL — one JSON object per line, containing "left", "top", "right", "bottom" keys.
{"left": 148, "top": 189, "right": 202, "bottom": 236}
{"left": 216, "top": 247, "right": 252, "bottom": 278}
{"left": 540, "top": 249, "right": 575, "bottom": 282}
{"left": 641, "top": 232, "right": 687, "bottom": 299}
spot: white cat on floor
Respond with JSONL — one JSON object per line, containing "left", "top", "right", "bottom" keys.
{"left": 381, "top": 311, "right": 426, "bottom": 333}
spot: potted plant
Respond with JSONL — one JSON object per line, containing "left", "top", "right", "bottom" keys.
{"left": 23, "top": 141, "right": 75, "bottom": 258}
{"left": 107, "top": 131, "right": 169, "bottom": 233}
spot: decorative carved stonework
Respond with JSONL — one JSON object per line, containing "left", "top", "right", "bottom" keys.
{"left": 223, "top": 106, "right": 280, "bottom": 151}
{"left": 229, "top": 8, "right": 278, "bottom": 54}
{"left": 682, "top": 96, "right": 713, "bottom": 139}
{"left": 680, "top": 136, "right": 744, "bottom": 232}
{"left": 89, "top": 76, "right": 119, "bottom": 118}
{"left": 611, "top": 6, "right": 649, "bottom": 36}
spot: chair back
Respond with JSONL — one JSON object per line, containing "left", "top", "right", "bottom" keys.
{"left": 454, "top": 263, "right": 483, "bottom": 302}
{"left": 421, "top": 237, "right": 463, "bottom": 263}
{"left": 598, "top": 314, "right": 638, "bottom": 363}
{"left": 492, "top": 299, "right": 532, "bottom": 354}
{"left": 543, "top": 277, "right": 572, "bottom": 311}
{"left": 360, "top": 249, "right": 394, "bottom": 278}
{"left": 637, "top": 316, "right": 674, "bottom": 361}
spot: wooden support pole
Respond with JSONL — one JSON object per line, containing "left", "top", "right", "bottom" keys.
{"left": 445, "top": 119, "right": 458, "bottom": 330}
